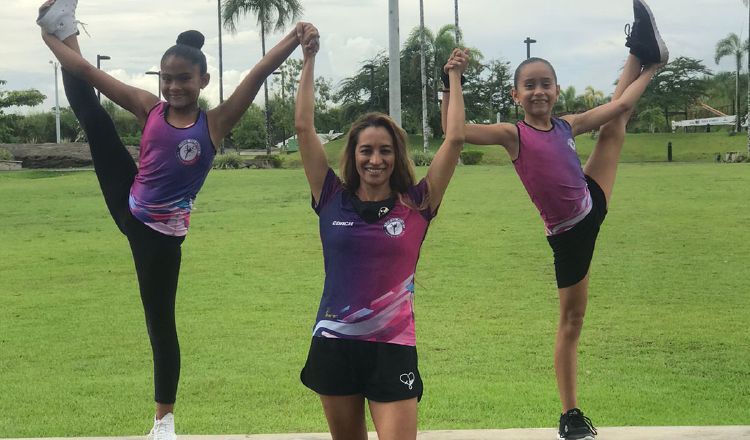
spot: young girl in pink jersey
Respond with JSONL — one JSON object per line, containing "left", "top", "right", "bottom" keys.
{"left": 38, "top": 1, "right": 318, "bottom": 438}
{"left": 441, "top": 1, "right": 667, "bottom": 439}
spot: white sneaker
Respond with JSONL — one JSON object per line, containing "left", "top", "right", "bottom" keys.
{"left": 146, "top": 413, "right": 176, "bottom": 440}
{"left": 36, "top": 0, "right": 79, "bottom": 40}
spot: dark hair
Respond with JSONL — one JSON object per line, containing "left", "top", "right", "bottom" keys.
{"left": 340, "top": 113, "right": 416, "bottom": 196}
{"left": 513, "top": 57, "right": 557, "bottom": 88}
{"left": 161, "top": 30, "right": 207, "bottom": 75}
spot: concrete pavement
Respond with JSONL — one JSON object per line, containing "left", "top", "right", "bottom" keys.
{"left": 9, "top": 426, "right": 750, "bottom": 440}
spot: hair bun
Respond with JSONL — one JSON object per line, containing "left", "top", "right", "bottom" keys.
{"left": 176, "top": 30, "right": 205, "bottom": 50}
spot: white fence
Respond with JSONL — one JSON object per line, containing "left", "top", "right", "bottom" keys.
{"left": 671, "top": 115, "right": 747, "bottom": 130}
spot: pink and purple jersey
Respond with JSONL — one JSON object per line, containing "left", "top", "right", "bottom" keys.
{"left": 129, "top": 102, "right": 215, "bottom": 236}
{"left": 311, "top": 169, "right": 435, "bottom": 346}
{"left": 514, "top": 118, "right": 592, "bottom": 236}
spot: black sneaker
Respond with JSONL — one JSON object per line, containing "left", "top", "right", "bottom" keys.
{"left": 557, "top": 408, "right": 597, "bottom": 440}
{"left": 624, "top": 0, "right": 669, "bottom": 65}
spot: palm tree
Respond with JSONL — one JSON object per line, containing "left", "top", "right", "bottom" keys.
{"left": 582, "top": 86, "right": 604, "bottom": 109}
{"left": 222, "top": 0, "right": 303, "bottom": 155}
{"left": 715, "top": 33, "right": 748, "bottom": 132}
{"left": 433, "top": 25, "right": 460, "bottom": 68}
{"left": 559, "top": 86, "right": 577, "bottom": 113}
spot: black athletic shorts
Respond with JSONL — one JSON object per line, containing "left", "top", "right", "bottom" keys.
{"left": 546, "top": 175, "right": 608, "bottom": 289}
{"left": 300, "top": 337, "right": 423, "bottom": 402}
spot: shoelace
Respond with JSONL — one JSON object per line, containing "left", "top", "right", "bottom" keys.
{"left": 76, "top": 20, "right": 90, "bottom": 37}
{"left": 572, "top": 413, "right": 598, "bottom": 436}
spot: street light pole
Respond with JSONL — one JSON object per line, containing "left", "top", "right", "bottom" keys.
{"left": 524, "top": 37, "right": 537, "bottom": 60}
{"left": 96, "top": 54, "right": 110, "bottom": 101}
{"left": 145, "top": 71, "right": 161, "bottom": 99}
{"left": 49, "top": 61, "right": 61, "bottom": 144}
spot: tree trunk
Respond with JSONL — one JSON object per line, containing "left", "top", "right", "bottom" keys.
{"left": 747, "top": 1, "right": 749, "bottom": 155}
{"left": 388, "top": 0, "right": 401, "bottom": 126}
{"left": 736, "top": 54, "right": 741, "bottom": 132}
{"left": 217, "top": 0, "right": 225, "bottom": 154}
{"left": 419, "top": 0, "right": 429, "bottom": 153}
{"left": 261, "top": 20, "right": 271, "bottom": 156}
{"left": 664, "top": 107, "right": 670, "bottom": 132}
{"left": 454, "top": 0, "right": 461, "bottom": 44}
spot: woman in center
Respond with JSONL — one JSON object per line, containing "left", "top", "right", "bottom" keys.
{"left": 294, "top": 40, "right": 468, "bottom": 439}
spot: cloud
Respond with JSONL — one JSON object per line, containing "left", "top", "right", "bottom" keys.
{"left": 4, "top": 0, "right": 744, "bottom": 115}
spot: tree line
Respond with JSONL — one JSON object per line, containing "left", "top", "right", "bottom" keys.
{"left": 1, "top": 28, "right": 745, "bottom": 148}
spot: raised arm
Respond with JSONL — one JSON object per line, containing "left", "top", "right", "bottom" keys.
{"left": 425, "top": 49, "right": 467, "bottom": 213}
{"left": 208, "top": 23, "right": 318, "bottom": 146}
{"left": 294, "top": 38, "right": 328, "bottom": 204}
{"left": 563, "top": 63, "right": 659, "bottom": 136}
{"left": 42, "top": 32, "right": 158, "bottom": 124}
{"left": 439, "top": 56, "right": 517, "bottom": 156}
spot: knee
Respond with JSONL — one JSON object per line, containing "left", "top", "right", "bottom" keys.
{"left": 560, "top": 308, "right": 586, "bottom": 333}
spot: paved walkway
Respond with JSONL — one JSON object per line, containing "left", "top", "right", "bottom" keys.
{"left": 11, "top": 426, "right": 750, "bottom": 440}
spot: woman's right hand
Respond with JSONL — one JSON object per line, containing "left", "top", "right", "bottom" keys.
{"left": 444, "top": 48, "right": 470, "bottom": 74}
{"left": 296, "top": 22, "right": 320, "bottom": 57}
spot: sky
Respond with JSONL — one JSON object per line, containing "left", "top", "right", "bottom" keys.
{"left": 0, "top": 0, "right": 745, "bottom": 114}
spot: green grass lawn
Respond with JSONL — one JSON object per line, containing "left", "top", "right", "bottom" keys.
{"left": 282, "top": 131, "right": 748, "bottom": 167}
{"left": 1, "top": 163, "right": 748, "bottom": 436}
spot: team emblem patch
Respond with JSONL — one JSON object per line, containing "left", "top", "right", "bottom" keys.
{"left": 567, "top": 138, "right": 576, "bottom": 151}
{"left": 176, "top": 139, "right": 201, "bottom": 165}
{"left": 384, "top": 218, "right": 405, "bottom": 237}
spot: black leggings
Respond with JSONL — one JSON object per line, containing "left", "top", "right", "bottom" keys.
{"left": 62, "top": 69, "right": 183, "bottom": 404}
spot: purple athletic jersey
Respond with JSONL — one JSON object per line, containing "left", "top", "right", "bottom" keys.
{"left": 513, "top": 118, "right": 592, "bottom": 236}
{"left": 129, "top": 102, "right": 215, "bottom": 236}
{"left": 311, "top": 169, "right": 435, "bottom": 346}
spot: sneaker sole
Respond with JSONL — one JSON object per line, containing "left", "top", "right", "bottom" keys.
{"left": 557, "top": 435, "right": 596, "bottom": 440}
{"left": 636, "top": 0, "right": 669, "bottom": 64}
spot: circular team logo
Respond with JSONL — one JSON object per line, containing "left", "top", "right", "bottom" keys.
{"left": 384, "top": 218, "right": 406, "bottom": 237}
{"left": 567, "top": 138, "right": 577, "bottom": 151}
{"left": 176, "top": 139, "right": 201, "bottom": 165}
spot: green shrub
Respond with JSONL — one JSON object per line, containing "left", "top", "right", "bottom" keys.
{"left": 213, "top": 153, "right": 244, "bottom": 169}
{"left": 0, "top": 147, "right": 13, "bottom": 161}
{"left": 460, "top": 150, "right": 484, "bottom": 165}
{"left": 251, "top": 154, "right": 284, "bottom": 168}
{"left": 121, "top": 134, "right": 141, "bottom": 146}
{"left": 410, "top": 150, "right": 434, "bottom": 166}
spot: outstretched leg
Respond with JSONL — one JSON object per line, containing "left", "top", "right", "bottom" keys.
{"left": 582, "top": 54, "right": 642, "bottom": 205}
{"left": 58, "top": 33, "right": 137, "bottom": 233}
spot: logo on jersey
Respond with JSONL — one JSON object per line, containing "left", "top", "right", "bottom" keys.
{"left": 384, "top": 218, "right": 405, "bottom": 237}
{"left": 176, "top": 139, "right": 201, "bottom": 165}
{"left": 399, "top": 372, "right": 415, "bottom": 390}
{"left": 332, "top": 221, "right": 354, "bottom": 226}
{"left": 567, "top": 138, "right": 576, "bottom": 151}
